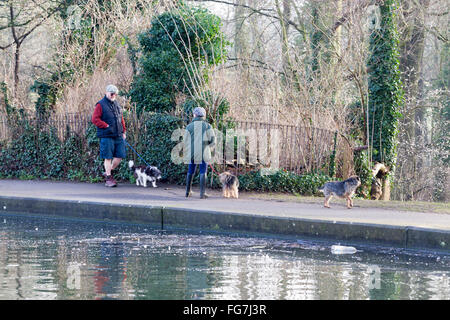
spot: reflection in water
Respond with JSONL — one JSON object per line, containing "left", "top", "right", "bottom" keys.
{"left": 0, "top": 213, "right": 449, "bottom": 300}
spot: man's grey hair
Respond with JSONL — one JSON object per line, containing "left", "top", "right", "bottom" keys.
{"left": 106, "top": 84, "right": 119, "bottom": 94}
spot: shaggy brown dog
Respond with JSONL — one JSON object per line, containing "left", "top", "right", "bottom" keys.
{"left": 219, "top": 171, "right": 239, "bottom": 199}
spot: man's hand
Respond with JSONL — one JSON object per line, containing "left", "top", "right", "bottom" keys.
{"left": 123, "top": 132, "right": 126, "bottom": 140}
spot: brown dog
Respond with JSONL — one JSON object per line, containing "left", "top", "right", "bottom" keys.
{"left": 219, "top": 171, "right": 239, "bottom": 199}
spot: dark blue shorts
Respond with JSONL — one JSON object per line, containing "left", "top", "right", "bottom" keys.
{"left": 100, "top": 137, "right": 126, "bottom": 159}
{"left": 188, "top": 161, "right": 208, "bottom": 174}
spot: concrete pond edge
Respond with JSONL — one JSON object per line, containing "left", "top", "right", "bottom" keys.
{"left": 1, "top": 196, "right": 449, "bottom": 253}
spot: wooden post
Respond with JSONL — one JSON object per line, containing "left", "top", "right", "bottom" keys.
{"left": 382, "top": 178, "right": 391, "bottom": 201}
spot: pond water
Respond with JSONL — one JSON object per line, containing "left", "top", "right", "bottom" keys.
{"left": 0, "top": 212, "right": 449, "bottom": 300}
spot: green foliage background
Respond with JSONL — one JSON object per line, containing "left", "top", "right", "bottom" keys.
{"left": 128, "top": 5, "right": 228, "bottom": 114}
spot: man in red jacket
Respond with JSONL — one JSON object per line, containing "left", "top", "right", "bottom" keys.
{"left": 92, "top": 85, "right": 127, "bottom": 187}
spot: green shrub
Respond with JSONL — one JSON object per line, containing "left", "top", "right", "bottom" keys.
{"left": 128, "top": 5, "right": 228, "bottom": 114}
{"left": 237, "top": 169, "right": 333, "bottom": 195}
{"left": 0, "top": 112, "right": 337, "bottom": 197}
{"left": 126, "top": 113, "right": 187, "bottom": 184}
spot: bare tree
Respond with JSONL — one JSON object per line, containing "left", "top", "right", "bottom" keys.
{"left": 0, "top": 0, "right": 65, "bottom": 96}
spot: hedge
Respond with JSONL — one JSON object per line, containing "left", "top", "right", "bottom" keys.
{"left": 0, "top": 112, "right": 334, "bottom": 195}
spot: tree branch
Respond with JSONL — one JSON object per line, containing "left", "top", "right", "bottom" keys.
{"left": 191, "top": 0, "right": 372, "bottom": 37}
{"left": 190, "top": 0, "right": 305, "bottom": 33}
{"left": 1, "top": 1, "right": 66, "bottom": 49}
{"left": 218, "top": 57, "right": 283, "bottom": 75}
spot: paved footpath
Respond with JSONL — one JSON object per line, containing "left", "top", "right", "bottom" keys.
{"left": 1, "top": 179, "right": 449, "bottom": 251}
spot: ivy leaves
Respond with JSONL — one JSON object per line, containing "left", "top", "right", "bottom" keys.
{"left": 367, "top": 0, "right": 404, "bottom": 169}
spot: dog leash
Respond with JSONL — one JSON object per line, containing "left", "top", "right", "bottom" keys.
{"left": 208, "top": 163, "right": 221, "bottom": 176}
{"left": 124, "top": 140, "right": 151, "bottom": 167}
{"left": 208, "top": 163, "right": 221, "bottom": 187}
{"left": 126, "top": 138, "right": 220, "bottom": 178}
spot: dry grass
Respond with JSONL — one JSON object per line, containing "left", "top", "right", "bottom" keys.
{"left": 52, "top": 0, "right": 158, "bottom": 115}
{"left": 242, "top": 191, "right": 450, "bottom": 214}
{"left": 56, "top": 53, "right": 134, "bottom": 114}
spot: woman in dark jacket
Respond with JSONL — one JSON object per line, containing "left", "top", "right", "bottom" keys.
{"left": 184, "top": 107, "right": 215, "bottom": 199}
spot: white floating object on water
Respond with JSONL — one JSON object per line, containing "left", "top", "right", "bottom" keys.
{"left": 331, "top": 245, "right": 357, "bottom": 254}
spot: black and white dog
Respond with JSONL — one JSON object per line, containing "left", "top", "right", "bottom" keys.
{"left": 128, "top": 160, "right": 162, "bottom": 188}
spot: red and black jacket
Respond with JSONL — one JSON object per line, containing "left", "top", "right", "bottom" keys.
{"left": 91, "top": 96, "right": 126, "bottom": 138}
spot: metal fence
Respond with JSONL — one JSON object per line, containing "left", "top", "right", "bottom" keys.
{"left": 232, "top": 120, "right": 341, "bottom": 175}
{"left": 0, "top": 113, "right": 91, "bottom": 141}
{"left": 0, "top": 113, "right": 353, "bottom": 176}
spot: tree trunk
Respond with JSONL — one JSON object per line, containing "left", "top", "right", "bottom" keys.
{"left": 9, "top": 3, "right": 21, "bottom": 97}
{"left": 310, "top": 4, "right": 321, "bottom": 75}
{"left": 399, "top": 0, "right": 430, "bottom": 200}
{"left": 14, "top": 43, "right": 20, "bottom": 95}
{"left": 275, "top": 0, "right": 291, "bottom": 75}
{"left": 234, "top": 0, "right": 249, "bottom": 58}
{"left": 367, "top": 0, "right": 404, "bottom": 201}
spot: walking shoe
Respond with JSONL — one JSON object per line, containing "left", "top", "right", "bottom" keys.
{"left": 105, "top": 175, "right": 117, "bottom": 187}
